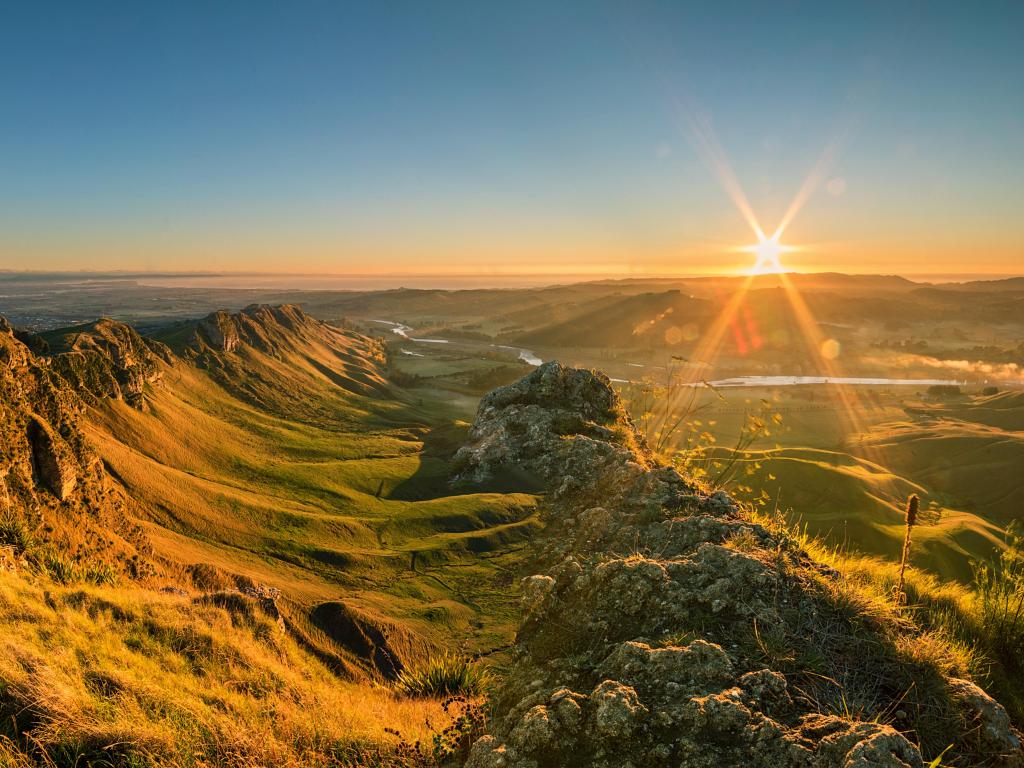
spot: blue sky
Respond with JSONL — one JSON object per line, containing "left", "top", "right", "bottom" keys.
{"left": 1, "top": 1, "right": 1021, "bottom": 275}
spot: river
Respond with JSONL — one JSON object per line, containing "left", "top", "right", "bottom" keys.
{"left": 369, "top": 320, "right": 964, "bottom": 388}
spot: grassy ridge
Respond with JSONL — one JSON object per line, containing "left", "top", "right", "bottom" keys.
{"left": 82, "top": 314, "right": 540, "bottom": 669}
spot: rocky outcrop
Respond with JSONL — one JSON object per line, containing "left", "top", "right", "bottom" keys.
{"left": 0, "top": 317, "right": 33, "bottom": 369}
{"left": 947, "top": 678, "right": 1022, "bottom": 755}
{"left": 0, "top": 316, "right": 150, "bottom": 573}
{"left": 26, "top": 415, "right": 78, "bottom": 500}
{"left": 457, "top": 362, "right": 1023, "bottom": 768}
{"left": 188, "top": 304, "right": 338, "bottom": 357}
{"left": 47, "top": 318, "right": 172, "bottom": 409}
{"left": 196, "top": 310, "right": 242, "bottom": 353}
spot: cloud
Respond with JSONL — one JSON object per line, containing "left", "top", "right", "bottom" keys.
{"left": 867, "top": 352, "right": 1024, "bottom": 381}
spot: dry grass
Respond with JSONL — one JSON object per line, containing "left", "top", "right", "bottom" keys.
{"left": 0, "top": 568, "right": 449, "bottom": 767}
{"left": 792, "top": 528, "right": 1024, "bottom": 736}
{"left": 738, "top": 504, "right": 1022, "bottom": 763}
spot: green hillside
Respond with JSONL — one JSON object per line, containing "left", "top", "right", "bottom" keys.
{"left": 79, "top": 307, "right": 540, "bottom": 674}
{"left": 733, "top": 447, "right": 1004, "bottom": 582}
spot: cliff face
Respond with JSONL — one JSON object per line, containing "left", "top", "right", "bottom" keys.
{"left": 1, "top": 317, "right": 86, "bottom": 503}
{"left": 456, "top": 362, "right": 1022, "bottom": 768}
{"left": 47, "top": 318, "right": 172, "bottom": 410}
{"left": 0, "top": 318, "right": 148, "bottom": 573}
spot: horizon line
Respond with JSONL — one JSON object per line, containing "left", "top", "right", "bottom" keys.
{"left": 2, "top": 268, "right": 1023, "bottom": 281}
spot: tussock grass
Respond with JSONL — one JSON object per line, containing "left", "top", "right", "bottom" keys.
{"left": 0, "top": 514, "right": 32, "bottom": 556}
{"left": 394, "top": 653, "right": 491, "bottom": 699}
{"left": 0, "top": 569, "right": 449, "bottom": 767}
{"left": 738, "top": 503, "right": 1024, "bottom": 762}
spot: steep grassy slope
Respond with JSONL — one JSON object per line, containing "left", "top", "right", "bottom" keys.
{"left": 0, "top": 569, "right": 453, "bottom": 767}
{"left": 78, "top": 306, "right": 540, "bottom": 676}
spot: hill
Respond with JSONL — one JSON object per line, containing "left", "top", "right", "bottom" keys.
{"left": 861, "top": 413, "right": 1024, "bottom": 527}
{"left": 514, "top": 290, "right": 711, "bottom": 349}
{"left": 940, "top": 277, "right": 1024, "bottom": 293}
{"left": 2, "top": 309, "right": 1023, "bottom": 766}
{"left": 729, "top": 447, "right": 1005, "bottom": 582}
{"left": 56, "top": 306, "right": 540, "bottom": 679}
{"left": 455, "top": 363, "right": 1022, "bottom": 767}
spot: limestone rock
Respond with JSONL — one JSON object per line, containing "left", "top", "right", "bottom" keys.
{"left": 948, "top": 677, "right": 1022, "bottom": 755}
{"left": 460, "top": 362, "right": 1022, "bottom": 768}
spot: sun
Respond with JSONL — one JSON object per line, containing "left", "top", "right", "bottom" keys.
{"left": 742, "top": 236, "right": 792, "bottom": 275}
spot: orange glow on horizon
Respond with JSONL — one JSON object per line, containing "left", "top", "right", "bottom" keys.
{"left": 741, "top": 236, "right": 794, "bottom": 275}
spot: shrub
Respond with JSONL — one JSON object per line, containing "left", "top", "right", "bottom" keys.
{"left": 386, "top": 696, "right": 486, "bottom": 766}
{"left": 394, "top": 653, "right": 491, "bottom": 699}
{"left": 33, "top": 550, "right": 79, "bottom": 584}
{"left": 81, "top": 561, "right": 119, "bottom": 586}
{"left": 0, "top": 514, "right": 33, "bottom": 555}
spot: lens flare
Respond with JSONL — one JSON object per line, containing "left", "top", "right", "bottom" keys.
{"left": 661, "top": 110, "right": 897, "bottom": 499}
{"left": 742, "top": 236, "right": 792, "bottom": 275}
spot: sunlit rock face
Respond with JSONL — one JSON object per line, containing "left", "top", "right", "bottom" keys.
{"left": 190, "top": 304, "right": 328, "bottom": 356}
{"left": 197, "top": 310, "right": 242, "bottom": 353}
{"left": 459, "top": 362, "right": 1023, "bottom": 768}
{"left": 47, "top": 318, "right": 172, "bottom": 409}
{"left": 26, "top": 415, "right": 78, "bottom": 500}
{"left": 0, "top": 316, "right": 149, "bottom": 572}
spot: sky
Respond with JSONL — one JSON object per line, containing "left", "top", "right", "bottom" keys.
{"left": 1, "top": 1, "right": 1022, "bottom": 278}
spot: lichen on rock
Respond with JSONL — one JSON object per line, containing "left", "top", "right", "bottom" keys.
{"left": 458, "top": 362, "right": 1023, "bottom": 768}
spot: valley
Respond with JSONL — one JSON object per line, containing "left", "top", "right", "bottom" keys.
{"left": 5, "top": 272, "right": 1024, "bottom": 585}
{"left": 4, "top": 5, "right": 1022, "bottom": 764}
{"left": 2, "top": 273, "right": 1024, "bottom": 765}
{"left": 72, "top": 307, "right": 540, "bottom": 670}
